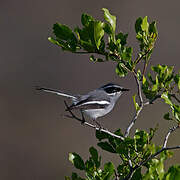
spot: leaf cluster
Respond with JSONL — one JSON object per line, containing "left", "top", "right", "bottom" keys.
{"left": 49, "top": 9, "right": 157, "bottom": 78}
{"left": 140, "top": 64, "right": 180, "bottom": 123}
{"left": 66, "top": 128, "right": 180, "bottom": 180}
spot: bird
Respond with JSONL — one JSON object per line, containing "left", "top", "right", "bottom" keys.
{"left": 36, "top": 83, "right": 129, "bottom": 124}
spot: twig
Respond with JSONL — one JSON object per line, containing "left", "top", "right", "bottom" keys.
{"left": 64, "top": 101, "right": 124, "bottom": 141}
{"left": 134, "top": 49, "right": 151, "bottom": 65}
{"left": 124, "top": 74, "right": 144, "bottom": 137}
{"left": 142, "top": 61, "right": 148, "bottom": 78}
{"left": 124, "top": 106, "right": 143, "bottom": 137}
{"left": 163, "top": 125, "right": 179, "bottom": 148}
{"left": 114, "top": 169, "right": 120, "bottom": 180}
{"left": 144, "top": 94, "right": 161, "bottom": 105}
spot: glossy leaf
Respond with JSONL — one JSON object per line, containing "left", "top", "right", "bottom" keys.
{"left": 149, "top": 21, "right": 158, "bottom": 35}
{"left": 161, "top": 92, "right": 173, "bottom": 106}
{"left": 81, "top": 13, "right": 94, "bottom": 27}
{"left": 141, "top": 16, "right": 149, "bottom": 32}
{"left": 132, "top": 94, "right": 140, "bottom": 112}
{"left": 96, "top": 130, "right": 109, "bottom": 141}
{"left": 131, "top": 168, "right": 142, "bottom": 180}
{"left": 116, "top": 32, "right": 128, "bottom": 46}
{"left": 164, "top": 165, "right": 180, "bottom": 180}
{"left": 94, "top": 21, "right": 104, "bottom": 49}
{"left": 90, "top": 55, "right": 104, "bottom": 62}
{"left": 69, "top": 153, "right": 85, "bottom": 170}
{"left": 174, "top": 74, "right": 180, "bottom": 89}
{"left": 52, "top": 23, "right": 77, "bottom": 51}
{"left": 135, "top": 17, "right": 143, "bottom": 33}
{"left": 116, "top": 63, "right": 128, "bottom": 77}
{"left": 89, "top": 147, "right": 100, "bottom": 168}
{"left": 97, "top": 142, "right": 116, "bottom": 153}
{"left": 163, "top": 112, "right": 172, "bottom": 120}
{"left": 102, "top": 8, "right": 116, "bottom": 33}
{"left": 103, "top": 162, "right": 115, "bottom": 179}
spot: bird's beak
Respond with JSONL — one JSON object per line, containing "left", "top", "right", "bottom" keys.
{"left": 122, "top": 88, "right": 130, "bottom": 91}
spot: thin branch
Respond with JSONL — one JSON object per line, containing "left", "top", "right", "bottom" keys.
{"left": 134, "top": 73, "right": 143, "bottom": 105}
{"left": 124, "top": 106, "right": 143, "bottom": 137}
{"left": 142, "top": 61, "right": 148, "bottom": 78}
{"left": 64, "top": 101, "right": 124, "bottom": 141}
{"left": 163, "top": 125, "right": 179, "bottom": 148}
{"left": 124, "top": 74, "right": 143, "bottom": 137}
{"left": 114, "top": 169, "right": 120, "bottom": 180}
{"left": 144, "top": 94, "right": 162, "bottom": 105}
{"left": 134, "top": 49, "right": 151, "bottom": 65}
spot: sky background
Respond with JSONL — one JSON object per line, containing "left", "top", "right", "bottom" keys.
{"left": 1, "top": 0, "right": 180, "bottom": 179}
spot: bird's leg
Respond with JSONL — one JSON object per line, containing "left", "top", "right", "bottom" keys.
{"left": 80, "top": 110, "right": 85, "bottom": 124}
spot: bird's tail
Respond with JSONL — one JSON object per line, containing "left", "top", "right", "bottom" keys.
{"left": 35, "top": 86, "right": 76, "bottom": 99}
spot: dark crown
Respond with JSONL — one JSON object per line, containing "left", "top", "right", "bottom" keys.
{"left": 100, "top": 83, "right": 129, "bottom": 94}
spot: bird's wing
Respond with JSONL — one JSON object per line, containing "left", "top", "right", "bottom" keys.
{"left": 67, "top": 96, "right": 110, "bottom": 110}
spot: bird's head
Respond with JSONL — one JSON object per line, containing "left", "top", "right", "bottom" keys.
{"left": 100, "top": 83, "right": 129, "bottom": 100}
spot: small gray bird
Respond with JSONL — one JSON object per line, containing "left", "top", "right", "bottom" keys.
{"left": 36, "top": 83, "right": 129, "bottom": 121}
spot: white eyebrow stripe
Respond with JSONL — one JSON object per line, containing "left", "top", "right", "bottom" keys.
{"left": 104, "top": 85, "right": 120, "bottom": 88}
{"left": 81, "top": 100, "right": 110, "bottom": 105}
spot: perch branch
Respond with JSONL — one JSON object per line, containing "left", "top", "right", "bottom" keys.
{"left": 64, "top": 101, "right": 124, "bottom": 141}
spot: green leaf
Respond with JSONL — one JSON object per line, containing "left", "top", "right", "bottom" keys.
{"left": 161, "top": 92, "right": 173, "bottom": 106}
{"left": 131, "top": 168, "right": 142, "bottom": 180}
{"left": 90, "top": 55, "right": 104, "bottom": 62}
{"left": 97, "top": 142, "right": 116, "bottom": 153}
{"left": 132, "top": 94, "right": 140, "bottom": 112}
{"left": 116, "top": 32, "right": 128, "bottom": 46}
{"left": 135, "top": 17, "right": 143, "bottom": 33}
{"left": 103, "top": 23, "right": 113, "bottom": 35}
{"left": 53, "top": 23, "right": 77, "bottom": 51}
{"left": 174, "top": 74, "right": 180, "bottom": 89}
{"left": 121, "top": 47, "right": 133, "bottom": 61}
{"left": 102, "top": 8, "right": 116, "bottom": 33}
{"left": 96, "top": 130, "right": 109, "bottom": 141}
{"left": 53, "top": 23, "right": 76, "bottom": 41}
{"left": 172, "top": 104, "right": 180, "bottom": 122}
{"left": 134, "top": 130, "right": 149, "bottom": 151}
{"left": 94, "top": 21, "right": 104, "bottom": 49}
{"left": 81, "top": 13, "right": 94, "bottom": 27}
{"left": 116, "top": 63, "right": 128, "bottom": 77}
{"left": 164, "top": 165, "right": 180, "bottom": 180}
{"left": 137, "top": 70, "right": 142, "bottom": 81}
{"left": 85, "top": 158, "right": 95, "bottom": 175}
{"left": 151, "top": 75, "right": 159, "bottom": 91}
{"left": 89, "top": 147, "right": 100, "bottom": 168}
{"left": 141, "top": 16, "right": 149, "bottom": 32}
{"left": 117, "top": 164, "right": 130, "bottom": 178}
{"left": 114, "top": 129, "right": 123, "bottom": 136}
{"left": 48, "top": 37, "right": 60, "bottom": 46}
{"left": 104, "top": 162, "right": 115, "bottom": 179}
{"left": 71, "top": 172, "right": 85, "bottom": 180}
{"left": 69, "top": 153, "right": 85, "bottom": 170}
{"left": 163, "top": 112, "right": 172, "bottom": 120}
{"left": 149, "top": 21, "right": 158, "bottom": 36}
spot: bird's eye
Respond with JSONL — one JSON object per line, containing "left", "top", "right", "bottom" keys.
{"left": 104, "top": 87, "right": 121, "bottom": 94}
